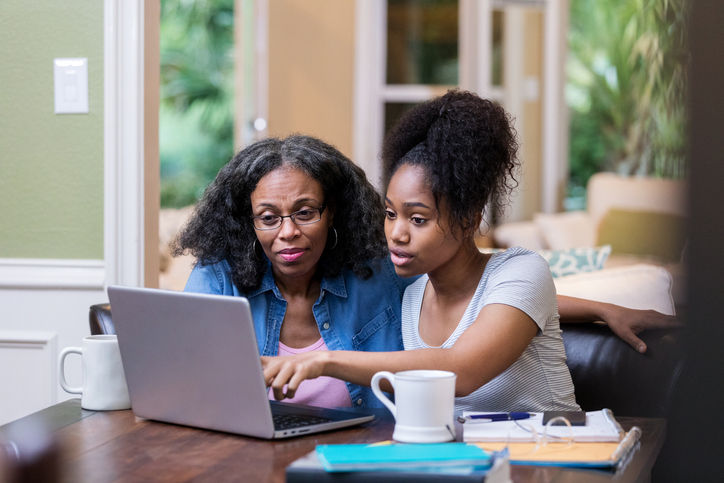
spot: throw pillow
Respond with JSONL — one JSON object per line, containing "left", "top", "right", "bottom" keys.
{"left": 537, "top": 245, "right": 611, "bottom": 278}
{"left": 554, "top": 264, "right": 675, "bottom": 315}
{"left": 480, "top": 246, "right": 611, "bottom": 278}
{"left": 596, "top": 209, "right": 687, "bottom": 263}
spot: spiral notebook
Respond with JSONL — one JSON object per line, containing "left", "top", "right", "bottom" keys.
{"left": 462, "top": 409, "right": 623, "bottom": 443}
{"left": 473, "top": 427, "right": 641, "bottom": 468}
{"left": 462, "top": 409, "right": 640, "bottom": 468}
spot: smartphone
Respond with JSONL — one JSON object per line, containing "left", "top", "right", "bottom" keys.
{"left": 542, "top": 410, "right": 586, "bottom": 426}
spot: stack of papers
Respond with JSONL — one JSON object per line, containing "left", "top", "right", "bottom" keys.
{"left": 459, "top": 409, "right": 641, "bottom": 469}
{"left": 462, "top": 409, "right": 623, "bottom": 443}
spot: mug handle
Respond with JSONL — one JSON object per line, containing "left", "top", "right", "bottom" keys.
{"left": 59, "top": 347, "right": 83, "bottom": 394}
{"left": 371, "top": 371, "right": 396, "bottom": 418}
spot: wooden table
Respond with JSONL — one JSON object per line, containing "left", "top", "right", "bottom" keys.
{"left": 1, "top": 399, "right": 666, "bottom": 482}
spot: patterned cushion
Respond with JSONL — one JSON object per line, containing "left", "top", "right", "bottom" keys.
{"left": 537, "top": 246, "right": 611, "bottom": 278}
{"left": 480, "top": 245, "right": 611, "bottom": 278}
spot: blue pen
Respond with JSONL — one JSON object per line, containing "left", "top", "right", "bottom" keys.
{"left": 463, "top": 412, "right": 532, "bottom": 422}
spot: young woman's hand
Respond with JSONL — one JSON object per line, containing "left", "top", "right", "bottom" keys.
{"left": 601, "top": 306, "right": 682, "bottom": 353}
{"left": 557, "top": 295, "right": 682, "bottom": 353}
{"left": 261, "top": 352, "right": 330, "bottom": 401}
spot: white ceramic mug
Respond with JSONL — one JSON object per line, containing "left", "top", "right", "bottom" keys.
{"left": 371, "top": 369, "right": 457, "bottom": 443}
{"left": 58, "top": 335, "right": 131, "bottom": 411}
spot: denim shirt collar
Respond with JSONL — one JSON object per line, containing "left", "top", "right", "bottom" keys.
{"left": 247, "top": 261, "right": 348, "bottom": 301}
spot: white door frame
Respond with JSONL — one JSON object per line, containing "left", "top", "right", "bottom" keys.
{"left": 542, "top": 0, "right": 569, "bottom": 213}
{"left": 353, "top": 0, "right": 568, "bottom": 214}
{"left": 104, "top": 0, "right": 146, "bottom": 288}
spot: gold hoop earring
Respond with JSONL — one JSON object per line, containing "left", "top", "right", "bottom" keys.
{"left": 328, "top": 227, "right": 338, "bottom": 250}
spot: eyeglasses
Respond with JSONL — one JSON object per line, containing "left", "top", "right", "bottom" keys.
{"left": 252, "top": 205, "right": 326, "bottom": 230}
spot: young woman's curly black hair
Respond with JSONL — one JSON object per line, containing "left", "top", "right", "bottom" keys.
{"left": 172, "top": 135, "right": 388, "bottom": 292}
{"left": 382, "top": 90, "right": 519, "bottom": 233}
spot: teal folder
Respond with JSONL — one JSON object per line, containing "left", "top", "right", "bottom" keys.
{"left": 315, "top": 443, "right": 492, "bottom": 472}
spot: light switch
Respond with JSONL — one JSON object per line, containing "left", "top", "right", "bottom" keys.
{"left": 54, "top": 58, "right": 88, "bottom": 114}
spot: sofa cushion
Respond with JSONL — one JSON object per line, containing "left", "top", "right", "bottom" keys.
{"left": 596, "top": 208, "right": 687, "bottom": 263}
{"left": 534, "top": 211, "right": 596, "bottom": 249}
{"left": 554, "top": 264, "right": 675, "bottom": 315}
{"left": 492, "top": 220, "right": 547, "bottom": 250}
{"left": 538, "top": 245, "right": 611, "bottom": 278}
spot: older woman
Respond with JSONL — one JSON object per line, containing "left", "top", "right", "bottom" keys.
{"left": 174, "top": 136, "right": 408, "bottom": 409}
{"left": 174, "top": 134, "right": 677, "bottom": 409}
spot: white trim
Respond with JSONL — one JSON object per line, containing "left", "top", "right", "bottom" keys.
{"left": 382, "top": 85, "right": 454, "bottom": 102}
{"left": 104, "top": 0, "right": 145, "bottom": 287}
{"left": 492, "top": 0, "right": 545, "bottom": 7}
{"left": 503, "top": 6, "right": 525, "bottom": 123}
{"left": 488, "top": 86, "right": 505, "bottom": 102}
{"left": 502, "top": 7, "right": 527, "bottom": 222}
{"left": 0, "top": 331, "right": 57, "bottom": 349}
{"left": 459, "top": 0, "right": 492, "bottom": 96}
{"left": 254, "top": 0, "right": 269, "bottom": 141}
{"left": 542, "top": 0, "right": 569, "bottom": 213}
{"left": 353, "top": 0, "right": 386, "bottom": 188}
{"left": 0, "top": 259, "right": 105, "bottom": 289}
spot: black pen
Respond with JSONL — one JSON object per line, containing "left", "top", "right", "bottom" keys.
{"left": 458, "top": 412, "right": 532, "bottom": 423}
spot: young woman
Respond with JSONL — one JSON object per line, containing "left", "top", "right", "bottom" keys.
{"left": 261, "top": 91, "right": 581, "bottom": 411}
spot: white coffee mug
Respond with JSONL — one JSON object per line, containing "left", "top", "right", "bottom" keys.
{"left": 371, "top": 369, "right": 456, "bottom": 443}
{"left": 58, "top": 335, "right": 131, "bottom": 411}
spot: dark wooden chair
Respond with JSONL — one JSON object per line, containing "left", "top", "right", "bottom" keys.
{"left": 88, "top": 303, "right": 114, "bottom": 335}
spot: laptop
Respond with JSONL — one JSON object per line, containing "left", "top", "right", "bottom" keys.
{"left": 107, "top": 285, "right": 374, "bottom": 439}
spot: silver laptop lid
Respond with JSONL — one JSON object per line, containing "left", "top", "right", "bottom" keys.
{"left": 108, "top": 286, "right": 277, "bottom": 438}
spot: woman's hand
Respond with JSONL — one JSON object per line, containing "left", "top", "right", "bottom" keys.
{"left": 557, "top": 295, "right": 682, "bottom": 353}
{"left": 261, "top": 352, "right": 330, "bottom": 401}
{"left": 601, "top": 305, "right": 682, "bottom": 354}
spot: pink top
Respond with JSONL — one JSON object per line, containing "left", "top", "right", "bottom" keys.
{"left": 268, "top": 338, "right": 352, "bottom": 408}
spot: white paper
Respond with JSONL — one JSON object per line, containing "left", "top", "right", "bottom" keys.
{"left": 462, "top": 409, "right": 623, "bottom": 443}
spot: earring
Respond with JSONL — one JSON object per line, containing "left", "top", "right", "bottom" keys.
{"left": 328, "top": 227, "right": 338, "bottom": 250}
{"left": 253, "top": 239, "right": 262, "bottom": 257}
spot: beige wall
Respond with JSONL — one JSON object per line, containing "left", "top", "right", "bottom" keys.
{"left": 520, "top": 11, "right": 544, "bottom": 221}
{"left": 268, "top": 0, "right": 355, "bottom": 158}
{"left": 145, "top": 1, "right": 160, "bottom": 288}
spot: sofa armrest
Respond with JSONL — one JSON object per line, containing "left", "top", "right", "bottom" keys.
{"left": 554, "top": 264, "right": 676, "bottom": 315}
{"left": 494, "top": 211, "right": 596, "bottom": 250}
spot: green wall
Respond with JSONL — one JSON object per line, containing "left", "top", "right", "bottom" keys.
{"left": 0, "top": 1, "right": 104, "bottom": 259}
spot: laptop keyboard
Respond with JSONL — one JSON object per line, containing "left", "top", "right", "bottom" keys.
{"left": 272, "top": 413, "right": 332, "bottom": 430}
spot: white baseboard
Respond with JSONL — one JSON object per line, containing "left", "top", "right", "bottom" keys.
{"left": 0, "top": 259, "right": 105, "bottom": 289}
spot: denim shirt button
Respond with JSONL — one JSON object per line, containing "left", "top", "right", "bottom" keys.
{"left": 356, "top": 398, "right": 363, "bottom": 406}
{"left": 322, "top": 322, "right": 330, "bottom": 330}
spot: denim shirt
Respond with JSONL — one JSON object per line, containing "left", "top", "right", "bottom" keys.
{"left": 184, "top": 257, "right": 415, "bottom": 408}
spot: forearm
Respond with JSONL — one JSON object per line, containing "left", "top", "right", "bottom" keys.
{"left": 263, "top": 305, "right": 538, "bottom": 400}
{"left": 557, "top": 294, "right": 617, "bottom": 323}
{"left": 324, "top": 348, "right": 487, "bottom": 397}
{"left": 327, "top": 348, "right": 446, "bottom": 386}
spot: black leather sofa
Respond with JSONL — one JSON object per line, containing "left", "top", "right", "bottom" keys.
{"left": 561, "top": 323, "right": 685, "bottom": 417}
{"left": 90, "top": 303, "right": 685, "bottom": 418}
